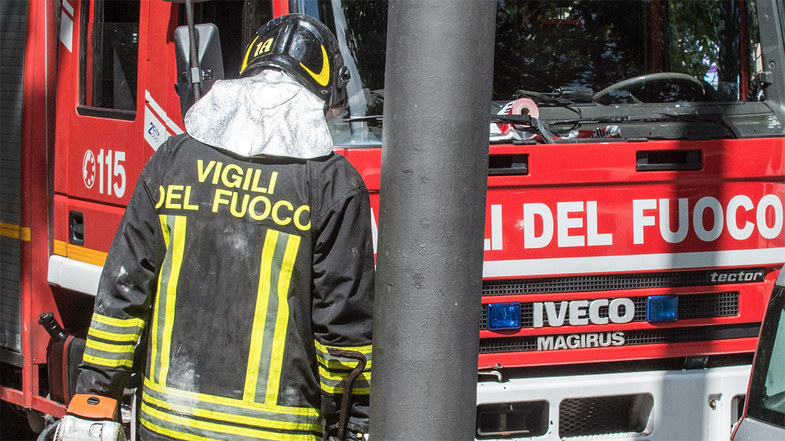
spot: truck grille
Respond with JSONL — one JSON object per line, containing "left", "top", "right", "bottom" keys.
{"left": 483, "top": 269, "right": 754, "bottom": 295}
{"left": 481, "top": 292, "right": 739, "bottom": 330}
{"left": 679, "top": 292, "right": 739, "bottom": 319}
{"left": 623, "top": 323, "right": 758, "bottom": 345}
{"left": 478, "top": 323, "right": 759, "bottom": 354}
{"left": 559, "top": 394, "right": 652, "bottom": 437}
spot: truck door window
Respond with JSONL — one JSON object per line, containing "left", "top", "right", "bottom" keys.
{"left": 748, "top": 285, "right": 785, "bottom": 428}
{"left": 306, "top": 0, "right": 388, "bottom": 146}
{"left": 78, "top": 0, "right": 140, "bottom": 119}
{"left": 763, "top": 309, "right": 785, "bottom": 412}
{"left": 185, "top": 0, "right": 274, "bottom": 79}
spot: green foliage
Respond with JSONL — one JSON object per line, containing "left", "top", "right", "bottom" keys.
{"left": 667, "top": 0, "right": 739, "bottom": 82}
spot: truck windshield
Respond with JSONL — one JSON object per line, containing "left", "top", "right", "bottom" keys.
{"left": 309, "top": 0, "right": 778, "bottom": 145}
{"left": 747, "top": 282, "right": 785, "bottom": 429}
{"left": 494, "top": 0, "right": 757, "bottom": 103}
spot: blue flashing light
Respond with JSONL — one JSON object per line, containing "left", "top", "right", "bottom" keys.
{"left": 487, "top": 303, "right": 522, "bottom": 331}
{"left": 647, "top": 295, "right": 678, "bottom": 323}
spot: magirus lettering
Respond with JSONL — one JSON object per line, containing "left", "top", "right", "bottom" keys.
{"left": 533, "top": 298, "right": 635, "bottom": 328}
{"left": 537, "top": 331, "right": 625, "bottom": 351}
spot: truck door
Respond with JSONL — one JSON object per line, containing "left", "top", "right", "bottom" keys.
{"left": 51, "top": 1, "right": 275, "bottom": 297}
{"left": 53, "top": 0, "right": 146, "bottom": 295}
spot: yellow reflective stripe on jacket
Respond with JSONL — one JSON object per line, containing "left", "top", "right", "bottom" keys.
{"left": 142, "top": 390, "right": 322, "bottom": 433}
{"left": 82, "top": 353, "right": 134, "bottom": 369}
{"left": 244, "top": 231, "right": 278, "bottom": 402}
{"left": 140, "top": 418, "right": 214, "bottom": 441}
{"left": 141, "top": 376, "right": 322, "bottom": 441}
{"left": 314, "top": 341, "right": 372, "bottom": 358}
{"left": 86, "top": 327, "right": 139, "bottom": 343}
{"left": 317, "top": 365, "right": 370, "bottom": 395}
{"left": 245, "top": 230, "right": 301, "bottom": 405}
{"left": 317, "top": 366, "right": 371, "bottom": 384}
{"left": 144, "top": 377, "right": 320, "bottom": 418}
{"left": 141, "top": 403, "right": 319, "bottom": 441}
{"left": 92, "top": 314, "right": 145, "bottom": 330}
{"left": 159, "top": 215, "right": 187, "bottom": 385}
{"left": 318, "top": 385, "right": 370, "bottom": 395}
{"left": 85, "top": 339, "right": 135, "bottom": 355}
{"left": 266, "top": 233, "right": 300, "bottom": 404}
{"left": 314, "top": 341, "right": 371, "bottom": 396}
{"left": 150, "top": 215, "right": 170, "bottom": 382}
{"left": 83, "top": 313, "right": 142, "bottom": 369}
{"left": 151, "top": 215, "right": 186, "bottom": 385}
{"left": 87, "top": 313, "right": 144, "bottom": 343}
{"left": 314, "top": 341, "right": 373, "bottom": 369}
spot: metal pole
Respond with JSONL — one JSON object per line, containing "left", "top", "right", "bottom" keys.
{"left": 369, "top": 1, "right": 496, "bottom": 440}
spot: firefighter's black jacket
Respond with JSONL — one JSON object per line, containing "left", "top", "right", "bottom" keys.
{"left": 77, "top": 134, "right": 374, "bottom": 441}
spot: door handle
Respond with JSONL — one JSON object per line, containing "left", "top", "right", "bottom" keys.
{"left": 489, "top": 154, "right": 528, "bottom": 176}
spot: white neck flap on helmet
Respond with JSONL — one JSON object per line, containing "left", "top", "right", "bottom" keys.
{"left": 184, "top": 69, "right": 333, "bottom": 159}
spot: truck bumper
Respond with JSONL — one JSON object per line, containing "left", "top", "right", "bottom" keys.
{"left": 476, "top": 365, "right": 750, "bottom": 441}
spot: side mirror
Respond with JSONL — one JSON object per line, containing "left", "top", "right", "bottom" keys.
{"left": 174, "top": 24, "right": 225, "bottom": 119}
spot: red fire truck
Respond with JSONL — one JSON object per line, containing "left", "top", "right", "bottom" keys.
{"left": 3, "top": 0, "right": 785, "bottom": 440}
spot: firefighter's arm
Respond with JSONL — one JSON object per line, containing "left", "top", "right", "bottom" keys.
{"left": 312, "top": 173, "right": 375, "bottom": 437}
{"left": 76, "top": 166, "right": 165, "bottom": 402}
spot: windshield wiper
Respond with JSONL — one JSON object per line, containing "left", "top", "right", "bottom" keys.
{"left": 514, "top": 87, "right": 593, "bottom": 118}
{"left": 547, "top": 112, "right": 740, "bottom": 139}
{"left": 343, "top": 114, "right": 558, "bottom": 144}
{"left": 343, "top": 115, "right": 383, "bottom": 123}
{"left": 514, "top": 87, "right": 594, "bottom": 104}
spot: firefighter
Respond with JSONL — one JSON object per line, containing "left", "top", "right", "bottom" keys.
{"left": 74, "top": 14, "right": 374, "bottom": 441}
